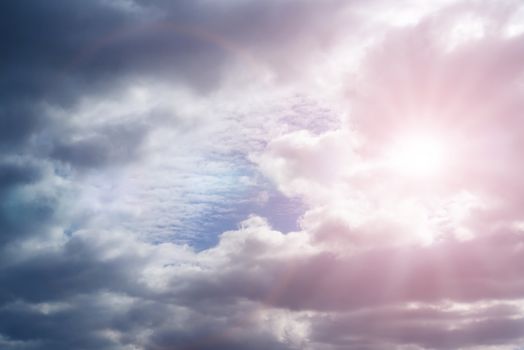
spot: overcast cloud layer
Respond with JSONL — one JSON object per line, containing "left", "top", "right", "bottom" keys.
{"left": 2, "top": 0, "right": 524, "bottom": 349}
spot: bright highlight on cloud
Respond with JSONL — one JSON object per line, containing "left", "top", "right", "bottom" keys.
{"left": 386, "top": 130, "right": 447, "bottom": 178}
{"left": 1, "top": 0, "right": 524, "bottom": 349}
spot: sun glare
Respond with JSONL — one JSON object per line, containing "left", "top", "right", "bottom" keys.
{"left": 387, "top": 131, "right": 446, "bottom": 178}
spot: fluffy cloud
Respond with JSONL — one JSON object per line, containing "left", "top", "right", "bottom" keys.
{"left": 2, "top": 0, "right": 524, "bottom": 349}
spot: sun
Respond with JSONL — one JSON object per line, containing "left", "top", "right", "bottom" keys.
{"left": 386, "top": 130, "right": 447, "bottom": 178}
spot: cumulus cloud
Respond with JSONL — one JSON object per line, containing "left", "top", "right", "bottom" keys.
{"left": 2, "top": 0, "right": 524, "bottom": 349}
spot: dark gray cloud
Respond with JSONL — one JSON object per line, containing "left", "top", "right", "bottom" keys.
{"left": 0, "top": 235, "right": 142, "bottom": 305}
{"left": 0, "top": 0, "right": 349, "bottom": 151}
{"left": 0, "top": 172, "right": 56, "bottom": 246}
{"left": 1, "top": 0, "right": 129, "bottom": 150}
{"left": 0, "top": 160, "right": 41, "bottom": 192}
{"left": 147, "top": 325, "right": 293, "bottom": 350}
{"left": 50, "top": 121, "right": 148, "bottom": 169}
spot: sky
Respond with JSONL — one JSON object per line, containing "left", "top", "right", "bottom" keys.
{"left": 1, "top": 0, "right": 524, "bottom": 349}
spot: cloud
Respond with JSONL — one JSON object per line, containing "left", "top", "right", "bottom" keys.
{"left": 311, "top": 302, "right": 524, "bottom": 349}
{"left": 50, "top": 121, "right": 148, "bottom": 170}
{"left": 2, "top": 0, "right": 524, "bottom": 349}
{"left": 1, "top": 213, "right": 523, "bottom": 349}
{"left": 163, "top": 217, "right": 524, "bottom": 311}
